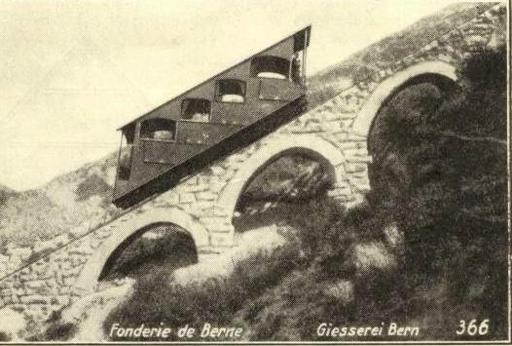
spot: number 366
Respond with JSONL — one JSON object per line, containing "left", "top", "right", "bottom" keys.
{"left": 456, "top": 319, "right": 489, "bottom": 336}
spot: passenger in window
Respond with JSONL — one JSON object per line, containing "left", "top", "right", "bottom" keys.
{"left": 257, "top": 71, "right": 287, "bottom": 79}
{"left": 153, "top": 130, "right": 175, "bottom": 140}
{"left": 221, "top": 94, "right": 244, "bottom": 103}
{"left": 140, "top": 118, "right": 176, "bottom": 140}
{"left": 190, "top": 112, "right": 209, "bottom": 122}
{"left": 182, "top": 99, "right": 211, "bottom": 122}
{"left": 291, "top": 53, "right": 303, "bottom": 84}
{"left": 217, "top": 80, "right": 245, "bottom": 103}
{"left": 251, "top": 56, "right": 289, "bottom": 80}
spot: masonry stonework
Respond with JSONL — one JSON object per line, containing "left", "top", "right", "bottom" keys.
{"left": 0, "top": 3, "right": 505, "bottom": 323}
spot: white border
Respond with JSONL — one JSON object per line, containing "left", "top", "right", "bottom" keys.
{"left": 3, "top": 1, "right": 511, "bottom": 345}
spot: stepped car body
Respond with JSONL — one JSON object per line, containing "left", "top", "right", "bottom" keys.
{"left": 113, "top": 26, "right": 311, "bottom": 208}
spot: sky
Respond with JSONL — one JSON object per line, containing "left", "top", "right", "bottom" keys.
{"left": 0, "top": 0, "right": 468, "bottom": 190}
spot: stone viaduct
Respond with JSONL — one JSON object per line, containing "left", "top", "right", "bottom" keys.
{"left": 0, "top": 3, "right": 505, "bottom": 322}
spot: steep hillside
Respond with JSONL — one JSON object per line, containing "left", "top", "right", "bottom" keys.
{"left": 0, "top": 153, "right": 120, "bottom": 249}
{"left": 306, "top": 2, "right": 499, "bottom": 107}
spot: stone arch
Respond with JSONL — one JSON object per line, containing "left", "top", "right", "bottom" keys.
{"left": 218, "top": 134, "right": 345, "bottom": 218}
{"left": 97, "top": 222, "right": 198, "bottom": 282}
{"left": 73, "top": 208, "right": 209, "bottom": 293}
{"left": 352, "top": 60, "right": 457, "bottom": 137}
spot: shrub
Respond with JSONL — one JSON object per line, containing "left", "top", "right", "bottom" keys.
{"left": 0, "top": 332, "right": 11, "bottom": 342}
{"left": 368, "top": 45, "right": 508, "bottom": 339}
{"left": 43, "top": 322, "right": 78, "bottom": 341}
{"left": 75, "top": 173, "right": 111, "bottom": 203}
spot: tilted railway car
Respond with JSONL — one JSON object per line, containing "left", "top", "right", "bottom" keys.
{"left": 113, "top": 26, "right": 311, "bottom": 208}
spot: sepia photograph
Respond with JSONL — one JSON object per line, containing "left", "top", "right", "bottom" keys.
{"left": 0, "top": 0, "right": 509, "bottom": 343}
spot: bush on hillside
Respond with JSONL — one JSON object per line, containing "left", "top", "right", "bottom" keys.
{"left": 74, "top": 173, "right": 111, "bottom": 203}
{"left": 370, "top": 45, "right": 508, "bottom": 339}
